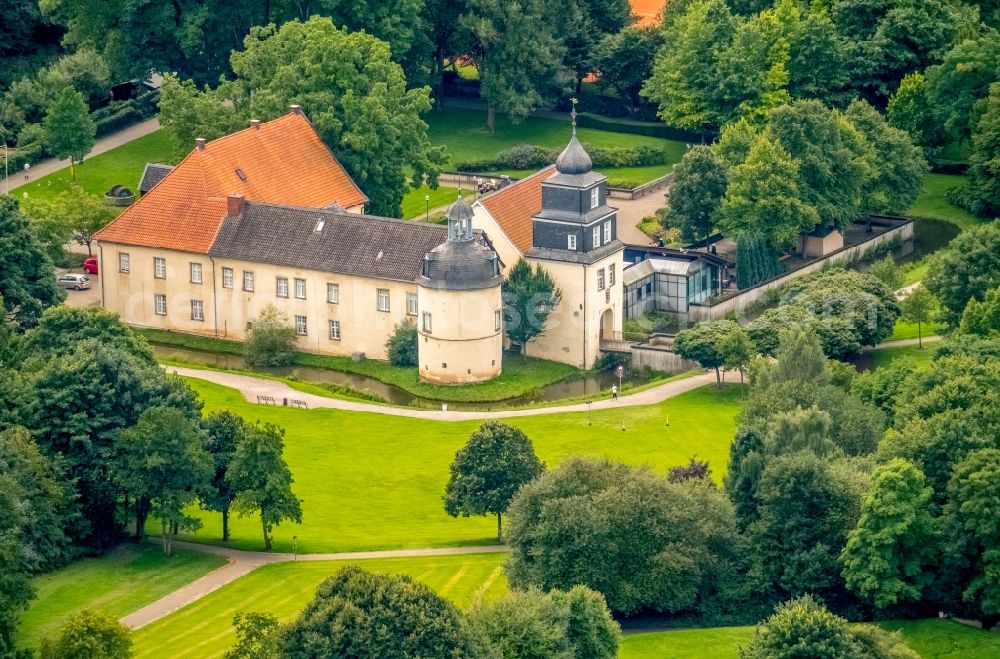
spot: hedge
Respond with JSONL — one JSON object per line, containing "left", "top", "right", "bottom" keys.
{"left": 0, "top": 142, "right": 45, "bottom": 181}
{"left": 456, "top": 142, "right": 673, "bottom": 172}
{"left": 575, "top": 113, "right": 714, "bottom": 143}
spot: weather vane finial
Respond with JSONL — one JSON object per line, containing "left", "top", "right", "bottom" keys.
{"left": 570, "top": 97, "right": 578, "bottom": 133}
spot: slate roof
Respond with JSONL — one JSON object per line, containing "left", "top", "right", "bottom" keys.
{"left": 418, "top": 239, "right": 502, "bottom": 291}
{"left": 137, "top": 163, "right": 173, "bottom": 195}
{"left": 210, "top": 201, "right": 448, "bottom": 283}
{"left": 477, "top": 166, "right": 556, "bottom": 253}
{"left": 96, "top": 111, "right": 368, "bottom": 254}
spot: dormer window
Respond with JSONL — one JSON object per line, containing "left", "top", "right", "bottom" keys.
{"left": 235, "top": 168, "right": 247, "bottom": 182}
{"left": 590, "top": 187, "right": 599, "bottom": 209}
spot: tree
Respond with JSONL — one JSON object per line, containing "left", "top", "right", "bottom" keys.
{"left": 593, "top": 26, "right": 664, "bottom": 113}
{"left": 43, "top": 87, "right": 95, "bottom": 181}
{"left": 667, "top": 457, "right": 714, "bottom": 485}
{"left": 786, "top": 8, "right": 850, "bottom": 107}
{"left": 719, "top": 324, "right": 755, "bottom": 384}
{"left": 960, "top": 286, "right": 1000, "bottom": 337}
{"left": 966, "top": 83, "right": 1000, "bottom": 218}
{"left": 717, "top": 134, "right": 818, "bottom": 250}
{"left": 0, "top": 471, "right": 33, "bottom": 656}
{"left": 459, "top": 0, "right": 573, "bottom": 132}
{"left": 735, "top": 233, "right": 783, "bottom": 289}
{"left": 741, "top": 595, "right": 918, "bottom": 659}
{"left": 244, "top": 305, "right": 297, "bottom": 368}
{"left": 841, "top": 459, "right": 936, "bottom": 610}
{"left": 0, "top": 197, "right": 65, "bottom": 330}
{"left": 201, "top": 411, "right": 247, "bottom": 542}
{"left": 502, "top": 259, "right": 562, "bottom": 356}
{"left": 844, "top": 99, "right": 928, "bottom": 216}
{"left": 223, "top": 612, "right": 278, "bottom": 659}
{"left": 19, "top": 306, "right": 156, "bottom": 365}
{"left": 559, "top": 0, "right": 632, "bottom": 89}
{"left": 228, "top": 422, "right": 302, "bottom": 551}
{"left": 158, "top": 17, "right": 446, "bottom": 217}
{"left": 869, "top": 256, "right": 903, "bottom": 292}
{"left": 114, "top": 406, "right": 211, "bottom": 553}
{"left": 444, "top": 421, "right": 544, "bottom": 540}
{"left": 887, "top": 72, "right": 942, "bottom": 149}
{"left": 505, "top": 457, "right": 744, "bottom": 615}
{"left": 924, "top": 34, "right": 1000, "bottom": 144}
{"left": 39, "top": 610, "right": 132, "bottom": 659}
{"left": 924, "top": 222, "right": 1000, "bottom": 326}
{"left": 900, "top": 285, "right": 937, "bottom": 348}
{"left": 386, "top": 319, "right": 418, "bottom": 367}
{"left": 278, "top": 566, "right": 479, "bottom": 657}
{"left": 664, "top": 146, "right": 728, "bottom": 244}
{"left": 21, "top": 185, "right": 118, "bottom": 255}
{"left": 672, "top": 319, "right": 739, "bottom": 388}
{"left": 469, "top": 586, "right": 619, "bottom": 659}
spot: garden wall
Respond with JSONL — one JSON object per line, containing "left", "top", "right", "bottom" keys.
{"left": 687, "top": 217, "right": 915, "bottom": 322}
{"left": 630, "top": 343, "right": 700, "bottom": 373}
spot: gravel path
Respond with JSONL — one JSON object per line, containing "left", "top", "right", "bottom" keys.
{"left": 120, "top": 541, "right": 506, "bottom": 629}
{"left": 863, "top": 335, "right": 943, "bottom": 351}
{"left": 165, "top": 365, "right": 719, "bottom": 420}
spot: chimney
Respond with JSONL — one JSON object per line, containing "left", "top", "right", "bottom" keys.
{"left": 289, "top": 104, "right": 303, "bottom": 116}
{"left": 250, "top": 119, "right": 261, "bottom": 130}
{"left": 227, "top": 194, "right": 245, "bottom": 216}
{"left": 195, "top": 137, "right": 206, "bottom": 151}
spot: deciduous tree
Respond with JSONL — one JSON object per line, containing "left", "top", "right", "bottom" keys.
{"left": 0, "top": 197, "right": 64, "bottom": 330}
{"left": 900, "top": 285, "right": 937, "bottom": 348}
{"left": 664, "top": 146, "right": 728, "bottom": 244}
{"left": 201, "top": 411, "right": 247, "bottom": 542}
{"left": 593, "top": 26, "right": 664, "bottom": 113}
{"left": 672, "top": 319, "right": 739, "bottom": 388}
{"left": 386, "top": 319, "right": 418, "bottom": 367}
{"left": 229, "top": 422, "right": 302, "bottom": 551}
{"left": 245, "top": 305, "right": 297, "bottom": 368}
{"left": 444, "top": 422, "right": 544, "bottom": 540}
{"left": 965, "top": 83, "right": 1000, "bottom": 218}
{"left": 502, "top": 259, "right": 562, "bottom": 356}
{"left": 924, "top": 222, "right": 1000, "bottom": 326}
{"left": 223, "top": 612, "right": 278, "bottom": 659}
{"left": 43, "top": 87, "right": 94, "bottom": 181}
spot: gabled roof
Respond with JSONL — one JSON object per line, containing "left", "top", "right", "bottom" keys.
{"left": 96, "top": 111, "right": 368, "bottom": 254}
{"left": 137, "top": 163, "right": 173, "bottom": 194}
{"left": 210, "top": 201, "right": 447, "bottom": 283}
{"left": 477, "top": 166, "right": 555, "bottom": 253}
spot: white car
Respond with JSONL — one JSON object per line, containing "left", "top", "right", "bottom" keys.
{"left": 58, "top": 273, "right": 91, "bottom": 290}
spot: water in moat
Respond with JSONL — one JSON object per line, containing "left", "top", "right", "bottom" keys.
{"left": 152, "top": 345, "right": 656, "bottom": 411}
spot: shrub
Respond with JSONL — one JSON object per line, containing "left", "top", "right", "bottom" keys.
{"left": 39, "top": 610, "right": 132, "bottom": 659}
{"left": 244, "top": 305, "right": 297, "bottom": 367}
{"left": 385, "top": 319, "right": 418, "bottom": 367}
{"left": 455, "top": 142, "right": 673, "bottom": 172}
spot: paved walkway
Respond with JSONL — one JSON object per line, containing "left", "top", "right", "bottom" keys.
{"left": 120, "top": 540, "right": 506, "bottom": 629}
{"left": 165, "top": 365, "right": 718, "bottom": 420}
{"left": 864, "top": 335, "right": 942, "bottom": 351}
{"left": 4, "top": 118, "right": 161, "bottom": 193}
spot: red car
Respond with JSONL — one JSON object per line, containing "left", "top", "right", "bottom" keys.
{"left": 83, "top": 257, "right": 98, "bottom": 275}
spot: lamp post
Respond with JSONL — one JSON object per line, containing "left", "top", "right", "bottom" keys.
{"left": 292, "top": 535, "right": 298, "bottom": 560}
{"left": 425, "top": 194, "right": 430, "bottom": 222}
{"left": 587, "top": 400, "right": 592, "bottom": 426}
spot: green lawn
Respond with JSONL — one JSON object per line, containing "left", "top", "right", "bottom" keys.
{"left": 869, "top": 344, "right": 935, "bottom": 370}
{"left": 889, "top": 319, "right": 946, "bottom": 342}
{"left": 140, "top": 328, "right": 582, "bottom": 403}
{"left": 619, "top": 619, "right": 1000, "bottom": 658}
{"left": 173, "top": 379, "right": 741, "bottom": 553}
{"left": 907, "top": 174, "right": 982, "bottom": 230}
{"left": 901, "top": 260, "right": 930, "bottom": 287}
{"left": 425, "top": 108, "right": 685, "bottom": 186}
{"left": 19, "top": 130, "right": 175, "bottom": 203}
{"left": 401, "top": 184, "right": 467, "bottom": 220}
{"left": 131, "top": 553, "right": 507, "bottom": 658}
{"left": 17, "top": 544, "right": 225, "bottom": 650}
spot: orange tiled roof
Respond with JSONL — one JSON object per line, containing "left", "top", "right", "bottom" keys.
{"left": 96, "top": 111, "right": 368, "bottom": 253}
{"left": 478, "top": 166, "right": 556, "bottom": 253}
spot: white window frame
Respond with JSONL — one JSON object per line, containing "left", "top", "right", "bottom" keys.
{"left": 567, "top": 234, "right": 577, "bottom": 251}
{"left": 604, "top": 221, "right": 611, "bottom": 243}
{"left": 190, "top": 262, "right": 203, "bottom": 284}
{"left": 243, "top": 271, "right": 255, "bottom": 292}
{"left": 327, "top": 283, "right": 339, "bottom": 304}
{"left": 118, "top": 253, "right": 130, "bottom": 273}
{"left": 609, "top": 263, "right": 616, "bottom": 286}
{"left": 294, "top": 278, "right": 306, "bottom": 300}
{"left": 191, "top": 299, "right": 204, "bottom": 321}
{"left": 590, "top": 187, "right": 599, "bottom": 209}
{"left": 154, "top": 294, "right": 167, "bottom": 316}
{"left": 153, "top": 257, "right": 166, "bottom": 279}
{"left": 294, "top": 315, "right": 307, "bottom": 336}
{"left": 597, "top": 268, "right": 605, "bottom": 291}
{"left": 222, "top": 267, "right": 233, "bottom": 289}
{"left": 377, "top": 288, "right": 390, "bottom": 312}
{"left": 276, "top": 276, "right": 289, "bottom": 298}
{"left": 422, "top": 311, "right": 432, "bottom": 333}
{"left": 592, "top": 226, "right": 601, "bottom": 247}
{"left": 329, "top": 320, "right": 341, "bottom": 341}
{"left": 406, "top": 292, "right": 418, "bottom": 316}
{"left": 495, "top": 309, "right": 502, "bottom": 332}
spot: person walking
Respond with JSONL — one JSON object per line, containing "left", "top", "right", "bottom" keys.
{"left": 611, "top": 384, "right": 618, "bottom": 401}
{"left": 23, "top": 162, "right": 30, "bottom": 180}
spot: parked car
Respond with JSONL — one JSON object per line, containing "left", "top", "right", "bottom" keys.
{"left": 58, "top": 274, "right": 91, "bottom": 290}
{"left": 83, "top": 257, "right": 98, "bottom": 274}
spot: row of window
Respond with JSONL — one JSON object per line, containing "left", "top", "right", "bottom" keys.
{"left": 566, "top": 221, "right": 612, "bottom": 251}
{"left": 597, "top": 263, "right": 616, "bottom": 291}
{"left": 152, "top": 293, "right": 345, "bottom": 340}
{"left": 421, "top": 310, "right": 503, "bottom": 333}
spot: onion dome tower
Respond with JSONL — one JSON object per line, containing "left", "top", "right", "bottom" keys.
{"left": 417, "top": 195, "right": 504, "bottom": 383}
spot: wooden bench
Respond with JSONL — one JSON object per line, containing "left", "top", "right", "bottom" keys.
{"left": 256, "top": 395, "right": 277, "bottom": 405}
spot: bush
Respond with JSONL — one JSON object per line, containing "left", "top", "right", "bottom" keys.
{"left": 244, "top": 305, "right": 297, "bottom": 367}
{"left": 385, "top": 319, "right": 418, "bottom": 367}
{"left": 94, "top": 105, "right": 142, "bottom": 138}
{"left": 39, "top": 610, "right": 132, "bottom": 659}
{"left": 16, "top": 122, "right": 47, "bottom": 150}
{"left": 455, "top": 142, "right": 673, "bottom": 172}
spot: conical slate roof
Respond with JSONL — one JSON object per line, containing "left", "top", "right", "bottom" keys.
{"left": 419, "top": 194, "right": 502, "bottom": 290}
{"left": 555, "top": 132, "right": 593, "bottom": 175}
{"left": 446, "top": 195, "right": 474, "bottom": 223}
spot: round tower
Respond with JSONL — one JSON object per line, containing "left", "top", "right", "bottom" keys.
{"left": 417, "top": 195, "right": 504, "bottom": 384}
